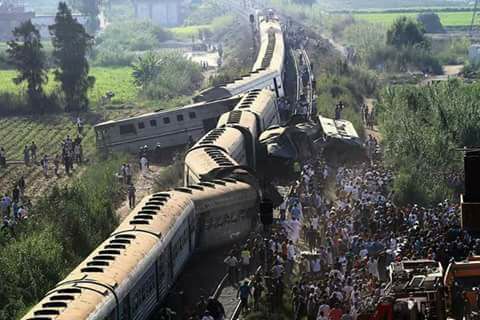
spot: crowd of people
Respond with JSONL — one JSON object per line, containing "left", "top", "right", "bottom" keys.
{"left": 205, "top": 141, "right": 469, "bottom": 320}
{"left": 1, "top": 176, "right": 28, "bottom": 235}
{"left": 0, "top": 119, "right": 86, "bottom": 236}
{"left": 360, "top": 104, "right": 375, "bottom": 130}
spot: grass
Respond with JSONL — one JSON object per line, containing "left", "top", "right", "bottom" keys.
{"left": 170, "top": 24, "right": 211, "bottom": 39}
{"left": 0, "top": 67, "right": 139, "bottom": 198}
{"left": 169, "top": 15, "right": 235, "bottom": 40}
{"left": 0, "top": 114, "right": 97, "bottom": 197}
{"left": 0, "top": 66, "right": 138, "bottom": 107}
{"left": 352, "top": 10, "right": 476, "bottom": 26}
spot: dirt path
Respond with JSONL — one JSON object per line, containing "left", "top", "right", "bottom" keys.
{"left": 364, "top": 98, "right": 382, "bottom": 142}
{"left": 116, "top": 164, "right": 164, "bottom": 221}
{"left": 443, "top": 64, "right": 463, "bottom": 76}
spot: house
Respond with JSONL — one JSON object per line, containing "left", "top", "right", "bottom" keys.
{"left": 133, "top": 0, "right": 190, "bottom": 27}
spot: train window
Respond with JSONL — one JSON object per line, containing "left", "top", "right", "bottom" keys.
{"left": 150, "top": 119, "right": 157, "bottom": 127}
{"left": 177, "top": 114, "right": 184, "bottom": 121}
{"left": 163, "top": 117, "right": 170, "bottom": 124}
{"left": 138, "top": 122, "right": 145, "bottom": 129}
{"left": 119, "top": 124, "right": 136, "bottom": 135}
{"left": 189, "top": 112, "right": 196, "bottom": 119}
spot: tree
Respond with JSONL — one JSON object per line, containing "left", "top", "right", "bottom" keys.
{"left": 386, "top": 16, "right": 427, "bottom": 49}
{"left": 131, "top": 51, "right": 161, "bottom": 88}
{"left": 417, "top": 12, "right": 445, "bottom": 34}
{"left": 6, "top": 20, "right": 48, "bottom": 109}
{"left": 49, "top": 2, "right": 95, "bottom": 112}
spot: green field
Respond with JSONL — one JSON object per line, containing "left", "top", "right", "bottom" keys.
{"left": 353, "top": 10, "right": 475, "bottom": 26}
{"left": 169, "top": 15, "right": 235, "bottom": 39}
{"left": 0, "top": 66, "right": 139, "bottom": 197}
{"left": 0, "top": 66, "right": 138, "bottom": 107}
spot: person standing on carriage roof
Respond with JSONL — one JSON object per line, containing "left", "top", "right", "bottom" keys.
{"left": 335, "top": 102, "right": 344, "bottom": 120}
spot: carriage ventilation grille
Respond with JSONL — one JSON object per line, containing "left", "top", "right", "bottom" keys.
{"left": 227, "top": 111, "right": 242, "bottom": 124}
{"left": 129, "top": 193, "right": 170, "bottom": 226}
{"left": 199, "top": 128, "right": 226, "bottom": 145}
{"left": 198, "top": 181, "right": 216, "bottom": 188}
{"left": 204, "top": 147, "right": 234, "bottom": 166}
{"left": 261, "top": 32, "right": 276, "bottom": 69}
{"left": 237, "top": 91, "right": 260, "bottom": 109}
{"left": 27, "top": 288, "right": 83, "bottom": 320}
{"left": 79, "top": 194, "right": 169, "bottom": 272}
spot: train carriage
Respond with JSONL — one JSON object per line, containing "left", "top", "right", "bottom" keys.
{"left": 190, "top": 126, "right": 252, "bottom": 168}
{"left": 183, "top": 146, "right": 240, "bottom": 186}
{"left": 22, "top": 192, "right": 196, "bottom": 320}
{"left": 94, "top": 97, "right": 241, "bottom": 153}
{"left": 234, "top": 89, "right": 280, "bottom": 132}
{"left": 175, "top": 178, "right": 259, "bottom": 250}
{"left": 193, "top": 17, "right": 285, "bottom": 103}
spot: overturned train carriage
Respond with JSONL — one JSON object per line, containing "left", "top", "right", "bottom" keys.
{"left": 94, "top": 96, "right": 241, "bottom": 153}
{"left": 22, "top": 177, "right": 259, "bottom": 320}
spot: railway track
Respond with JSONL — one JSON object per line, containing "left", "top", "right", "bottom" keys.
{"left": 21, "top": 6, "right": 303, "bottom": 320}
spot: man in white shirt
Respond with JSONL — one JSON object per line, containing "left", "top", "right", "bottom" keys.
{"left": 140, "top": 156, "right": 148, "bottom": 175}
{"left": 311, "top": 257, "right": 321, "bottom": 273}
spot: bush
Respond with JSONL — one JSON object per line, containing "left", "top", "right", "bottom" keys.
{"left": 154, "top": 155, "right": 184, "bottom": 191}
{"left": 0, "top": 229, "right": 65, "bottom": 319}
{"left": 184, "top": 0, "right": 228, "bottom": 25}
{"left": 378, "top": 80, "right": 480, "bottom": 204}
{"left": 92, "top": 46, "right": 137, "bottom": 67}
{"left": 0, "top": 155, "right": 125, "bottom": 319}
{"left": 341, "top": 21, "right": 386, "bottom": 65}
{"left": 434, "top": 37, "right": 470, "bottom": 65}
{"left": 368, "top": 45, "right": 443, "bottom": 74}
{"left": 417, "top": 12, "right": 445, "bottom": 33}
{"left": 137, "top": 52, "right": 203, "bottom": 99}
{"left": 0, "top": 91, "right": 62, "bottom": 116}
{"left": 92, "top": 21, "right": 173, "bottom": 66}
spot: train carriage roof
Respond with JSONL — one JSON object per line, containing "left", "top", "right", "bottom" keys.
{"left": 21, "top": 283, "right": 108, "bottom": 320}
{"left": 95, "top": 96, "right": 240, "bottom": 129}
{"left": 235, "top": 89, "right": 275, "bottom": 116}
{"left": 192, "top": 127, "right": 244, "bottom": 154}
{"left": 21, "top": 192, "right": 194, "bottom": 320}
{"left": 318, "top": 115, "right": 362, "bottom": 146}
{"left": 184, "top": 146, "right": 239, "bottom": 181}
{"left": 113, "top": 192, "right": 194, "bottom": 236}
{"left": 179, "top": 179, "right": 258, "bottom": 212}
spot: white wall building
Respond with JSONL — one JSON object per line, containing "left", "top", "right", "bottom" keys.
{"left": 133, "top": 0, "right": 188, "bottom": 27}
{"left": 32, "top": 14, "right": 87, "bottom": 38}
{"left": 469, "top": 44, "right": 480, "bottom": 65}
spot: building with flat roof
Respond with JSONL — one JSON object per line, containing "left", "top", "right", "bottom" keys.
{"left": 0, "top": 0, "right": 34, "bottom": 40}
{"left": 133, "top": 0, "right": 190, "bottom": 27}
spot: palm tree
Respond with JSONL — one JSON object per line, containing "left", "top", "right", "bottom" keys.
{"left": 131, "top": 51, "right": 162, "bottom": 88}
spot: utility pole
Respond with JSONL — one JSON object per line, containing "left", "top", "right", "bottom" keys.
{"left": 470, "top": 0, "right": 479, "bottom": 37}
{"left": 250, "top": 14, "right": 257, "bottom": 57}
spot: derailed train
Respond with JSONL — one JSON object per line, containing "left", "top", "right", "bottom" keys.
{"left": 21, "top": 178, "right": 259, "bottom": 320}
{"left": 93, "top": 14, "right": 285, "bottom": 154}
{"left": 21, "top": 15, "right": 284, "bottom": 320}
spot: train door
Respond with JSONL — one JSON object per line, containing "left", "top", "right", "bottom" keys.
{"left": 195, "top": 211, "right": 207, "bottom": 249}
{"left": 129, "top": 264, "right": 157, "bottom": 320}
{"left": 157, "top": 250, "right": 171, "bottom": 300}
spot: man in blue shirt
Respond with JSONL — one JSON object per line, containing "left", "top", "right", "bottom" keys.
{"left": 237, "top": 281, "right": 251, "bottom": 314}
